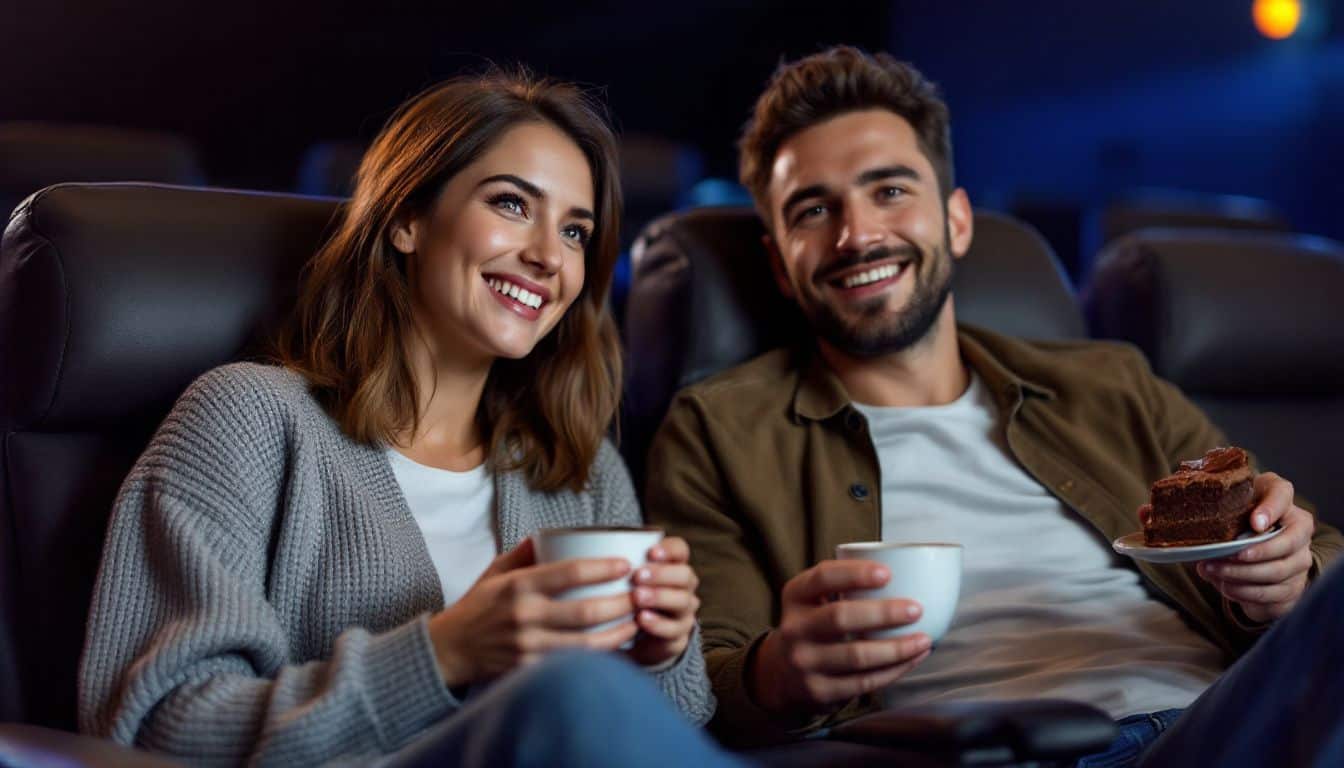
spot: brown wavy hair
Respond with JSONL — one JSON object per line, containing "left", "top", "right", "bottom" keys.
{"left": 738, "top": 46, "right": 954, "bottom": 222}
{"left": 277, "top": 71, "right": 623, "bottom": 493}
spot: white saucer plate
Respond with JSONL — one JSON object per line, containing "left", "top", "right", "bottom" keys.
{"left": 1112, "top": 526, "right": 1284, "bottom": 564}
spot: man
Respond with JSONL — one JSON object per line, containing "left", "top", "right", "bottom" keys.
{"left": 644, "top": 46, "right": 1343, "bottom": 765}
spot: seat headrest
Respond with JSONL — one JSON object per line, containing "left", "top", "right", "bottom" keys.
{"left": 0, "top": 183, "right": 340, "bottom": 432}
{"left": 626, "top": 207, "right": 1081, "bottom": 390}
{"left": 621, "top": 206, "right": 1082, "bottom": 482}
{"left": 0, "top": 124, "right": 205, "bottom": 220}
{"left": 1084, "top": 229, "right": 1344, "bottom": 395}
{"left": 1101, "top": 193, "right": 1288, "bottom": 246}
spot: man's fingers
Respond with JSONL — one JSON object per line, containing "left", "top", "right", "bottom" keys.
{"left": 1249, "top": 473, "right": 1295, "bottom": 531}
{"left": 785, "top": 561, "right": 890, "bottom": 604}
{"left": 804, "top": 649, "right": 932, "bottom": 703}
{"left": 796, "top": 598, "right": 923, "bottom": 640}
{"left": 1236, "top": 507, "right": 1314, "bottom": 563}
{"left": 519, "top": 558, "right": 632, "bottom": 595}
{"left": 1202, "top": 548, "right": 1313, "bottom": 585}
{"left": 793, "top": 634, "right": 932, "bottom": 675}
{"left": 1214, "top": 576, "right": 1305, "bottom": 606}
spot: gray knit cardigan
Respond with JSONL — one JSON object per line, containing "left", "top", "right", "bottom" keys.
{"left": 78, "top": 362, "right": 714, "bottom": 765}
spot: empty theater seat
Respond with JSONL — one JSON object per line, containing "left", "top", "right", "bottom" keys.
{"left": 0, "top": 123, "right": 205, "bottom": 222}
{"left": 1084, "top": 228, "right": 1344, "bottom": 529}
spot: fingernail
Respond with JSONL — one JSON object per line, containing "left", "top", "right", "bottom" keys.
{"left": 637, "top": 568, "right": 652, "bottom": 582}
{"left": 872, "top": 566, "right": 890, "bottom": 583}
{"left": 917, "top": 634, "right": 933, "bottom": 650}
{"left": 1241, "top": 548, "right": 1256, "bottom": 561}
{"left": 906, "top": 603, "right": 922, "bottom": 618}
{"left": 1254, "top": 514, "right": 1268, "bottom": 530}
{"left": 650, "top": 546, "right": 666, "bottom": 560}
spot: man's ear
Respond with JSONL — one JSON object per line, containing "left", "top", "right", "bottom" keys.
{"left": 764, "top": 234, "right": 795, "bottom": 299}
{"left": 389, "top": 214, "right": 419, "bottom": 255}
{"left": 946, "top": 187, "right": 974, "bottom": 260}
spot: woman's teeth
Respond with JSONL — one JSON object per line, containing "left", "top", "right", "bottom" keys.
{"left": 488, "top": 278, "right": 544, "bottom": 309}
{"left": 842, "top": 263, "right": 903, "bottom": 288}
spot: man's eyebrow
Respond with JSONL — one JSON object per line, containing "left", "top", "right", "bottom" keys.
{"left": 780, "top": 184, "right": 829, "bottom": 221}
{"left": 480, "top": 173, "right": 594, "bottom": 221}
{"left": 855, "top": 165, "right": 921, "bottom": 186}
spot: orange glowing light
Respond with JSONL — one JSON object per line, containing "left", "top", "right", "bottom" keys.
{"left": 1253, "top": 0, "right": 1302, "bottom": 40}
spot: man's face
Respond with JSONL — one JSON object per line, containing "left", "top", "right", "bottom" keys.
{"left": 765, "top": 109, "right": 972, "bottom": 358}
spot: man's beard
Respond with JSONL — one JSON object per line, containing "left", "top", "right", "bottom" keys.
{"left": 802, "top": 234, "right": 954, "bottom": 359}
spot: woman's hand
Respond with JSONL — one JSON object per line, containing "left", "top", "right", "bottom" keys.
{"left": 428, "top": 538, "right": 639, "bottom": 688}
{"left": 627, "top": 536, "right": 701, "bottom": 667}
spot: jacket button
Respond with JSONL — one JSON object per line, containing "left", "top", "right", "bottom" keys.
{"left": 844, "top": 411, "right": 865, "bottom": 432}
{"left": 849, "top": 482, "right": 870, "bottom": 501}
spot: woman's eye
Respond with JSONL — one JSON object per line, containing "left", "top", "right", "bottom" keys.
{"left": 489, "top": 193, "right": 527, "bottom": 216}
{"left": 562, "top": 224, "right": 592, "bottom": 247}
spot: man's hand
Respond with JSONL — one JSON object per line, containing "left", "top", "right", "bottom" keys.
{"left": 1197, "top": 472, "right": 1315, "bottom": 624}
{"left": 749, "top": 560, "right": 932, "bottom": 721}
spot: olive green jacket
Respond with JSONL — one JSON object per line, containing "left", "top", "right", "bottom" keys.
{"left": 645, "top": 324, "right": 1342, "bottom": 747}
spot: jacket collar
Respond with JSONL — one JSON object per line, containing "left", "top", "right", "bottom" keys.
{"left": 789, "top": 324, "right": 1056, "bottom": 423}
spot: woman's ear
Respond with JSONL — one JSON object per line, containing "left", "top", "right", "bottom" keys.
{"left": 389, "top": 215, "right": 419, "bottom": 255}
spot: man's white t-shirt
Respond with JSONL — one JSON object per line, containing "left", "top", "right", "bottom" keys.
{"left": 385, "top": 448, "right": 496, "bottom": 607}
{"left": 852, "top": 372, "right": 1224, "bottom": 718}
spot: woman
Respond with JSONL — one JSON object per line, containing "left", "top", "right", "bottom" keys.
{"left": 78, "top": 72, "right": 729, "bottom": 766}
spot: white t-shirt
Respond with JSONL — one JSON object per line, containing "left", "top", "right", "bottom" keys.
{"left": 385, "top": 448, "right": 497, "bottom": 607}
{"left": 852, "top": 372, "right": 1225, "bottom": 718}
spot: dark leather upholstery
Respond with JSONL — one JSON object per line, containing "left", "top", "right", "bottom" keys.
{"left": 0, "top": 183, "right": 340, "bottom": 728}
{"left": 1085, "top": 229, "right": 1344, "bottom": 526}
{"left": 621, "top": 206, "right": 1082, "bottom": 489}
{"left": 1100, "top": 193, "right": 1289, "bottom": 247}
{"left": 0, "top": 124, "right": 205, "bottom": 224}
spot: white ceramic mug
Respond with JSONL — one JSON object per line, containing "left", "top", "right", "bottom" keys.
{"left": 834, "top": 541, "right": 963, "bottom": 642}
{"left": 534, "top": 526, "right": 665, "bottom": 640}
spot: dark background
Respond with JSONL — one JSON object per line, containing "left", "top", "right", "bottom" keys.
{"left": 4, "top": 0, "right": 1341, "bottom": 257}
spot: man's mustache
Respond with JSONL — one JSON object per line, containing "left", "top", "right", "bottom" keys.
{"left": 813, "top": 245, "right": 921, "bottom": 286}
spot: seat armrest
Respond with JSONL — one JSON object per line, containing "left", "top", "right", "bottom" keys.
{"left": 0, "top": 723, "right": 182, "bottom": 767}
{"left": 827, "top": 699, "right": 1117, "bottom": 764}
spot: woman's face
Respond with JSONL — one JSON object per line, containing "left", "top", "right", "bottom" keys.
{"left": 392, "top": 121, "right": 594, "bottom": 363}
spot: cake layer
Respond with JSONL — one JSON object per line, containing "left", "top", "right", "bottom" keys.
{"left": 1150, "top": 478, "right": 1254, "bottom": 523}
{"left": 1142, "top": 510, "right": 1252, "bottom": 547}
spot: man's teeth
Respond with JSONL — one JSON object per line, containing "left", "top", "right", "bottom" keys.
{"left": 488, "top": 278, "right": 544, "bottom": 309}
{"left": 842, "top": 263, "right": 903, "bottom": 288}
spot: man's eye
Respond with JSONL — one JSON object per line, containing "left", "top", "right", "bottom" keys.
{"left": 796, "top": 204, "right": 826, "bottom": 223}
{"left": 879, "top": 186, "right": 905, "bottom": 200}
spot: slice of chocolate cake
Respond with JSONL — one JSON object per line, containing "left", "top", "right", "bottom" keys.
{"left": 1139, "top": 446, "right": 1256, "bottom": 547}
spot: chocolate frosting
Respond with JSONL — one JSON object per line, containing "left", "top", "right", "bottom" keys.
{"left": 1177, "top": 446, "right": 1249, "bottom": 474}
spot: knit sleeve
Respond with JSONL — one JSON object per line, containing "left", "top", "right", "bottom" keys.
{"left": 77, "top": 365, "right": 456, "bottom": 764}
{"left": 590, "top": 440, "right": 717, "bottom": 726}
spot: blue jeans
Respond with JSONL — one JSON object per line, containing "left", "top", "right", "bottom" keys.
{"left": 1076, "top": 709, "right": 1184, "bottom": 768}
{"left": 379, "top": 651, "right": 744, "bottom": 768}
{"left": 1140, "top": 559, "right": 1344, "bottom": 768}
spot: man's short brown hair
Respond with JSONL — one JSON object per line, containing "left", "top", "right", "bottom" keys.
{"left": 738, "top": 46, "right": 954, "bottom": 220}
